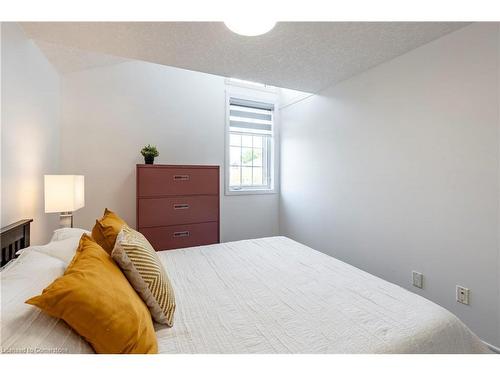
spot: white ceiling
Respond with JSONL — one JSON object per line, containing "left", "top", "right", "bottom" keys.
{"left": 21, "top": 22, "right": 469, "bottom": 92}
{"left": 33, "top": 40, "right": 129, "bottom": 73}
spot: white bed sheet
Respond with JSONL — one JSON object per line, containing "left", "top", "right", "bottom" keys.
{"left": 0, "top": 250, "right": 93, "bottom": 354}
{"left": 156, "top": 236, "right": 488, "bottom": 354}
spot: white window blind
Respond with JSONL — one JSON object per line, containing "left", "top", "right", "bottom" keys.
{"left": 229, "top": 98, "right": 274, "bottom": 135}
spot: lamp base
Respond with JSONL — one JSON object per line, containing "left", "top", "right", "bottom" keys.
{"left": 59, "top": 212, "right": 73, "bottom": 228}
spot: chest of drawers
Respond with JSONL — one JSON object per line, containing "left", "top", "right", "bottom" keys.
{"left": 136, "top": 164, "right": 220, "bottom": 250}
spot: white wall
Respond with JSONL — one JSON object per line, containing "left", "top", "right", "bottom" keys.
{"left": 60, "top": 61, "right": 279, "bottom": 241}
{"left": 498, "top": 23, "right": 500, "bottom": 348}
{"left": 280, "top": 23, "right": 500, "bottom": 347}
{"left": 1, "top": 23, "right": 60, "bottom": 244}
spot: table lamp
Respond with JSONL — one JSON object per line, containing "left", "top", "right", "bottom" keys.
{"left": 44, "top": 175, "right": 85, "bottom": 228}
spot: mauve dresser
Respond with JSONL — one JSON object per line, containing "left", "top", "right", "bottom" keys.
{"left": 136, "top": 164, "right": 220, "bottom": 250}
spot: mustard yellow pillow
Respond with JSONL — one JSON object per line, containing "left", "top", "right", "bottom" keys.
{"left": 92, "top": 208, "right": 127, "bottom": 253}
{"left": 26, "top": 234, "right": 158, "bottom": 354}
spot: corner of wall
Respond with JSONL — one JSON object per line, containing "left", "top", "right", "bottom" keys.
{"left": 1, "top": 22, "right": 62, "bottom": 244}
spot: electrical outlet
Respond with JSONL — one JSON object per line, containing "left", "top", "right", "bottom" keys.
{"left": 412, "top": 271, "right": 423, "bottom": 289}
{"left": 456, "top": 285, "right": 470, "bottom": 305}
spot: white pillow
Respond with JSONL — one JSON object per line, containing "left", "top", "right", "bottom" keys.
{"left": 0, "top": 250, "right": 93, "bottom": 354}
{"left": 15, "top": 227, "right": 90, "bottom": 264}
{"left": 51, "top": 227, "right": 90, "bottom": 242}
{"left": 22, "top": 235, "right": 83, "bottom": 265}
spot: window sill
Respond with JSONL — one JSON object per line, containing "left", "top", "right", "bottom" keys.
{"left": 225, "top": 188, "right": 277, "bottom": 196}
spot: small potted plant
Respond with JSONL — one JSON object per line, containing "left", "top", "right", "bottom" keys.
{"left": 141, "top": 144, "right": 159, "bottom": 164}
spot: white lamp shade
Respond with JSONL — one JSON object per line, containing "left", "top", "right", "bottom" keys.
{"left": 44, "top": 175, "right": 85, "bottom": 213}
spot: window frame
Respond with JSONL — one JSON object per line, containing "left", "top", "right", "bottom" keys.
{"left": 224, "top": 86, "right": 279, "bottom": 196}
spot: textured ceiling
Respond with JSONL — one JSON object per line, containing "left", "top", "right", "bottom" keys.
{"left": 21, "top": 22, "right": 469, "bottom": 92}
{"left": 34, "top": 40, "right": 129, "bottom": 73}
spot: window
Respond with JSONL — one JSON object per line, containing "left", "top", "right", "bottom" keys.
{"left": 226, "top": 94, "right": 277, "bottom": 194}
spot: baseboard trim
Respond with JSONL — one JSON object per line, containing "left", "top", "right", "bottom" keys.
{"left": 483, "top": 341, "right": 500, "bottom": 354}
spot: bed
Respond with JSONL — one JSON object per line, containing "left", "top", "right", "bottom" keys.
{"left": 0, "top": 221, "right": 489, "bottom": 354}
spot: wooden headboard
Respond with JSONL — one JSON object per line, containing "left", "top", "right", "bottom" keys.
{"left": 0, "top": 219, "right": 33, "bottom": 267}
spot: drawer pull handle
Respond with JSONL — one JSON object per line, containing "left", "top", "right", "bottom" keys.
{"left": 173, "top": 231, "right": 190, "bottom": 238}
{"left": 173, "top": 203, "right": 190, "bottom": 210}
{"left": 173, "top": 175, "right": 190, "bottom": 181}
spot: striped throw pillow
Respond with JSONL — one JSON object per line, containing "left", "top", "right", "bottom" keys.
{"left": 112, "top": 226, "right": 175, "bottom": 326}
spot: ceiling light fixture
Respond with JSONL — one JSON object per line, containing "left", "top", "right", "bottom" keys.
{"left": 224, "top": 20, "right": 276, "bottom": 36}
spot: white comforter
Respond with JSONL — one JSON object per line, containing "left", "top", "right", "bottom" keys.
{"left": 1, "top": 251, "right": 93, "bottom": 354}
{"left": 1, "top": 236, "right": 488, "bottom": 354}
{"left": 155, "top": 237, "right": 488, "bottom": 354}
